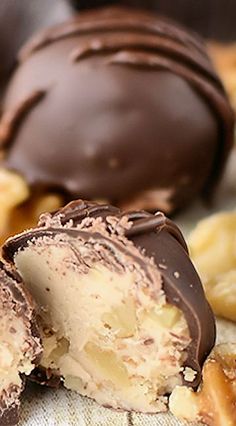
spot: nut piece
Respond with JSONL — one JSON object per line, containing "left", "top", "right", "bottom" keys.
{"left": 169, "top": 343, "right": 236, "bottom": 426}
{"left": 0, "top": 168, "right": 64, "bottom": 244}
{"left": 1, "top": 192, "right": 63, "bottom": 245}
{"left": 188, "top": 212, "right": 236, "bottom": 321}
{"left": 141, "top": 304, "right": 182, "bottom": 329}
{"left": 85, "top": 342, "right": 130, "bottom": 387}
{"left": 9, "top": 193, "right": 63, "bottom": 237}
{"left": 102, "top": 298, "right": 137, "bottom": 338}
{"left": 151, "top": 304, "right": 182, "bottom": 329}
{"left": 212, "top": 343, "right": 236, "bottom": 390}
{"left": 0, "top": 168, "right": 29, "bottom": 234}
{"left": 31, "top": 193, "right": 63, "bottom": 218}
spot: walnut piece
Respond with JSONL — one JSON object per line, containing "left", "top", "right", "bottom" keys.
{"left": 142, "top": 304, "right": 182, "bottom": 329}
{"left": 169, "top": 343, "right": 236, "bottom": 426}
{"left": 0, "top": 168, "right": 29, "bottom": 234}
{"left": 0, "top": 167, "right": 63, "bottom": 244}
{"left": 101, "top": 298, "right": 137, "bottom": 338}
{"left": 85, "top": 342, "right": 130, "bottom": 387}
{"left": 188, "top": 212, "right": 236, "bottom": 321}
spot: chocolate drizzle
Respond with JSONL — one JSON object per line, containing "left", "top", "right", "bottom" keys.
{"left": 3, "top": 200, "right": 216, "bottom": 388}
{"left": 18, "top": 9, "right": 207, "bottom": 60}
{"left": 0, "top": 91, "right": 46, "bottom": 149}
{"left": 0, "top": 6, "right": 234, "bottom": 213}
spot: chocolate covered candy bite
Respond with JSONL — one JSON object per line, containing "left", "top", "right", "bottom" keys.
{"left": 0, "top": 262, "right": 41, "bottom": 425}
{"left": 3, "top": 200, "right": 215, "bottom": 413}
{"left": 0, "top": 7, "right": 233, "bottom": 238}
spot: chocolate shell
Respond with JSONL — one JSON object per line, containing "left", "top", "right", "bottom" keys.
{"left": 0, "top": 261, "right": 42, "bottom": 425}
{"left": 0, "top": 0, "right": 73, "bottom": 93}
{"left": 0, "top": 6, "right": 234, "bottom": 214}
{"left": 3, "top": 199, "right": 216, "bottom": 413}
{"left": 71, "top": 0, "right": 236, "bottom": 41}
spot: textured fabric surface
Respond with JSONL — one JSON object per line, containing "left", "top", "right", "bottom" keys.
{"left": 18, "top": 148, "right": 236, "bottom": 425}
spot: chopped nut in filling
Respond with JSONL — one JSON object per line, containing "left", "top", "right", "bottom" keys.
{"left": 13, "top": 222, "right": 191, "bottom": 413}
{"left": 189, "top": 211, "right": 236, "bottom": 321}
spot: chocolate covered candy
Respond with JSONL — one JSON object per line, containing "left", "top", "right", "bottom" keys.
{"left": 0, "top": 0, "right": 73, "bottom": 93}
{"left": 0, "top": 6, "right": 234, "bottom": 220}
{"left": 0, "top": 262, "right": 41, "bottom": 425}
{"left": 3, "top": 200, "right": 215, "bottom": 413}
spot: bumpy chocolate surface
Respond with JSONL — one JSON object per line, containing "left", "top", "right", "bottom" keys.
{"left": 0, "top": 7, "right": 234, "bottom": 214}
{"left": 0, "top": 0, "right": 73, "bottom": 93}
{"left": 0, "top": 261, "right": 42, "bottom": 425}
{"left": 71, "top": 0, "right": 236, "bottom": 41}
{"left": 3, "top": 200, "right": 216, "bottom": 399}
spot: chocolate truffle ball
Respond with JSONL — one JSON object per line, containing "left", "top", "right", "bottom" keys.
{"left": 0, "top": 7, "right": 234, "bottom": 214}
{"left": 3, "top": 199, "right": 216, "bottom": 413}
{"left": 0, "top": 261, "right": 42, "bottom": 425}
{"left": 71, "top": 0, "right": 236, "bottom": 41}
{"left": 0, "top": 0, "right": 73, "bottom": 93}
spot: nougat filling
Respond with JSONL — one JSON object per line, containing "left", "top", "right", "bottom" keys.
{"left": 13, "top": 224, "right": 191, "bottom": 413}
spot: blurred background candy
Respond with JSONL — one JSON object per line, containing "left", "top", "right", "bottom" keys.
{"left": 0, "top": 6, "right": 233, "bottom": 244}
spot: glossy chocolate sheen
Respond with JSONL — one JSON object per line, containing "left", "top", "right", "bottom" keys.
{"left": 0, "top": 0, "right": 73, "bottom": 93}
{"left": 0, "top": 261, "right": 42, "bottom": 425}
{"left": 3, "top": 200, "right": 216, "bottom": 387}
{"left": 71, "top": 0, "right": 236, "bottom": 41}
{"left": 0, "top": 7, "right": 234, "bottom": 214}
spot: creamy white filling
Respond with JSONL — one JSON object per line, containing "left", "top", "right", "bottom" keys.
{"left": 15, "top": 235, "right": 191, "bottom": 413}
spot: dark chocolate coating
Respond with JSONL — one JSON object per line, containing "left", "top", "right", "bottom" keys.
{"left": 0, "top": 261, "right": 42, "bottom": 425}
{"left": 29, "top": 367, "right": 62, "bottom": 388}
{"left": 0, "top": 0, "right": 73, "bottom": 93}
{"left": 3, "top": 199, "right": 216, "bottom": 388}
{"left": 0, "top": 7, "right": 234, "bottom": 214}
{"left": 71, "top": 0, "right": 236, "bottom": 41}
